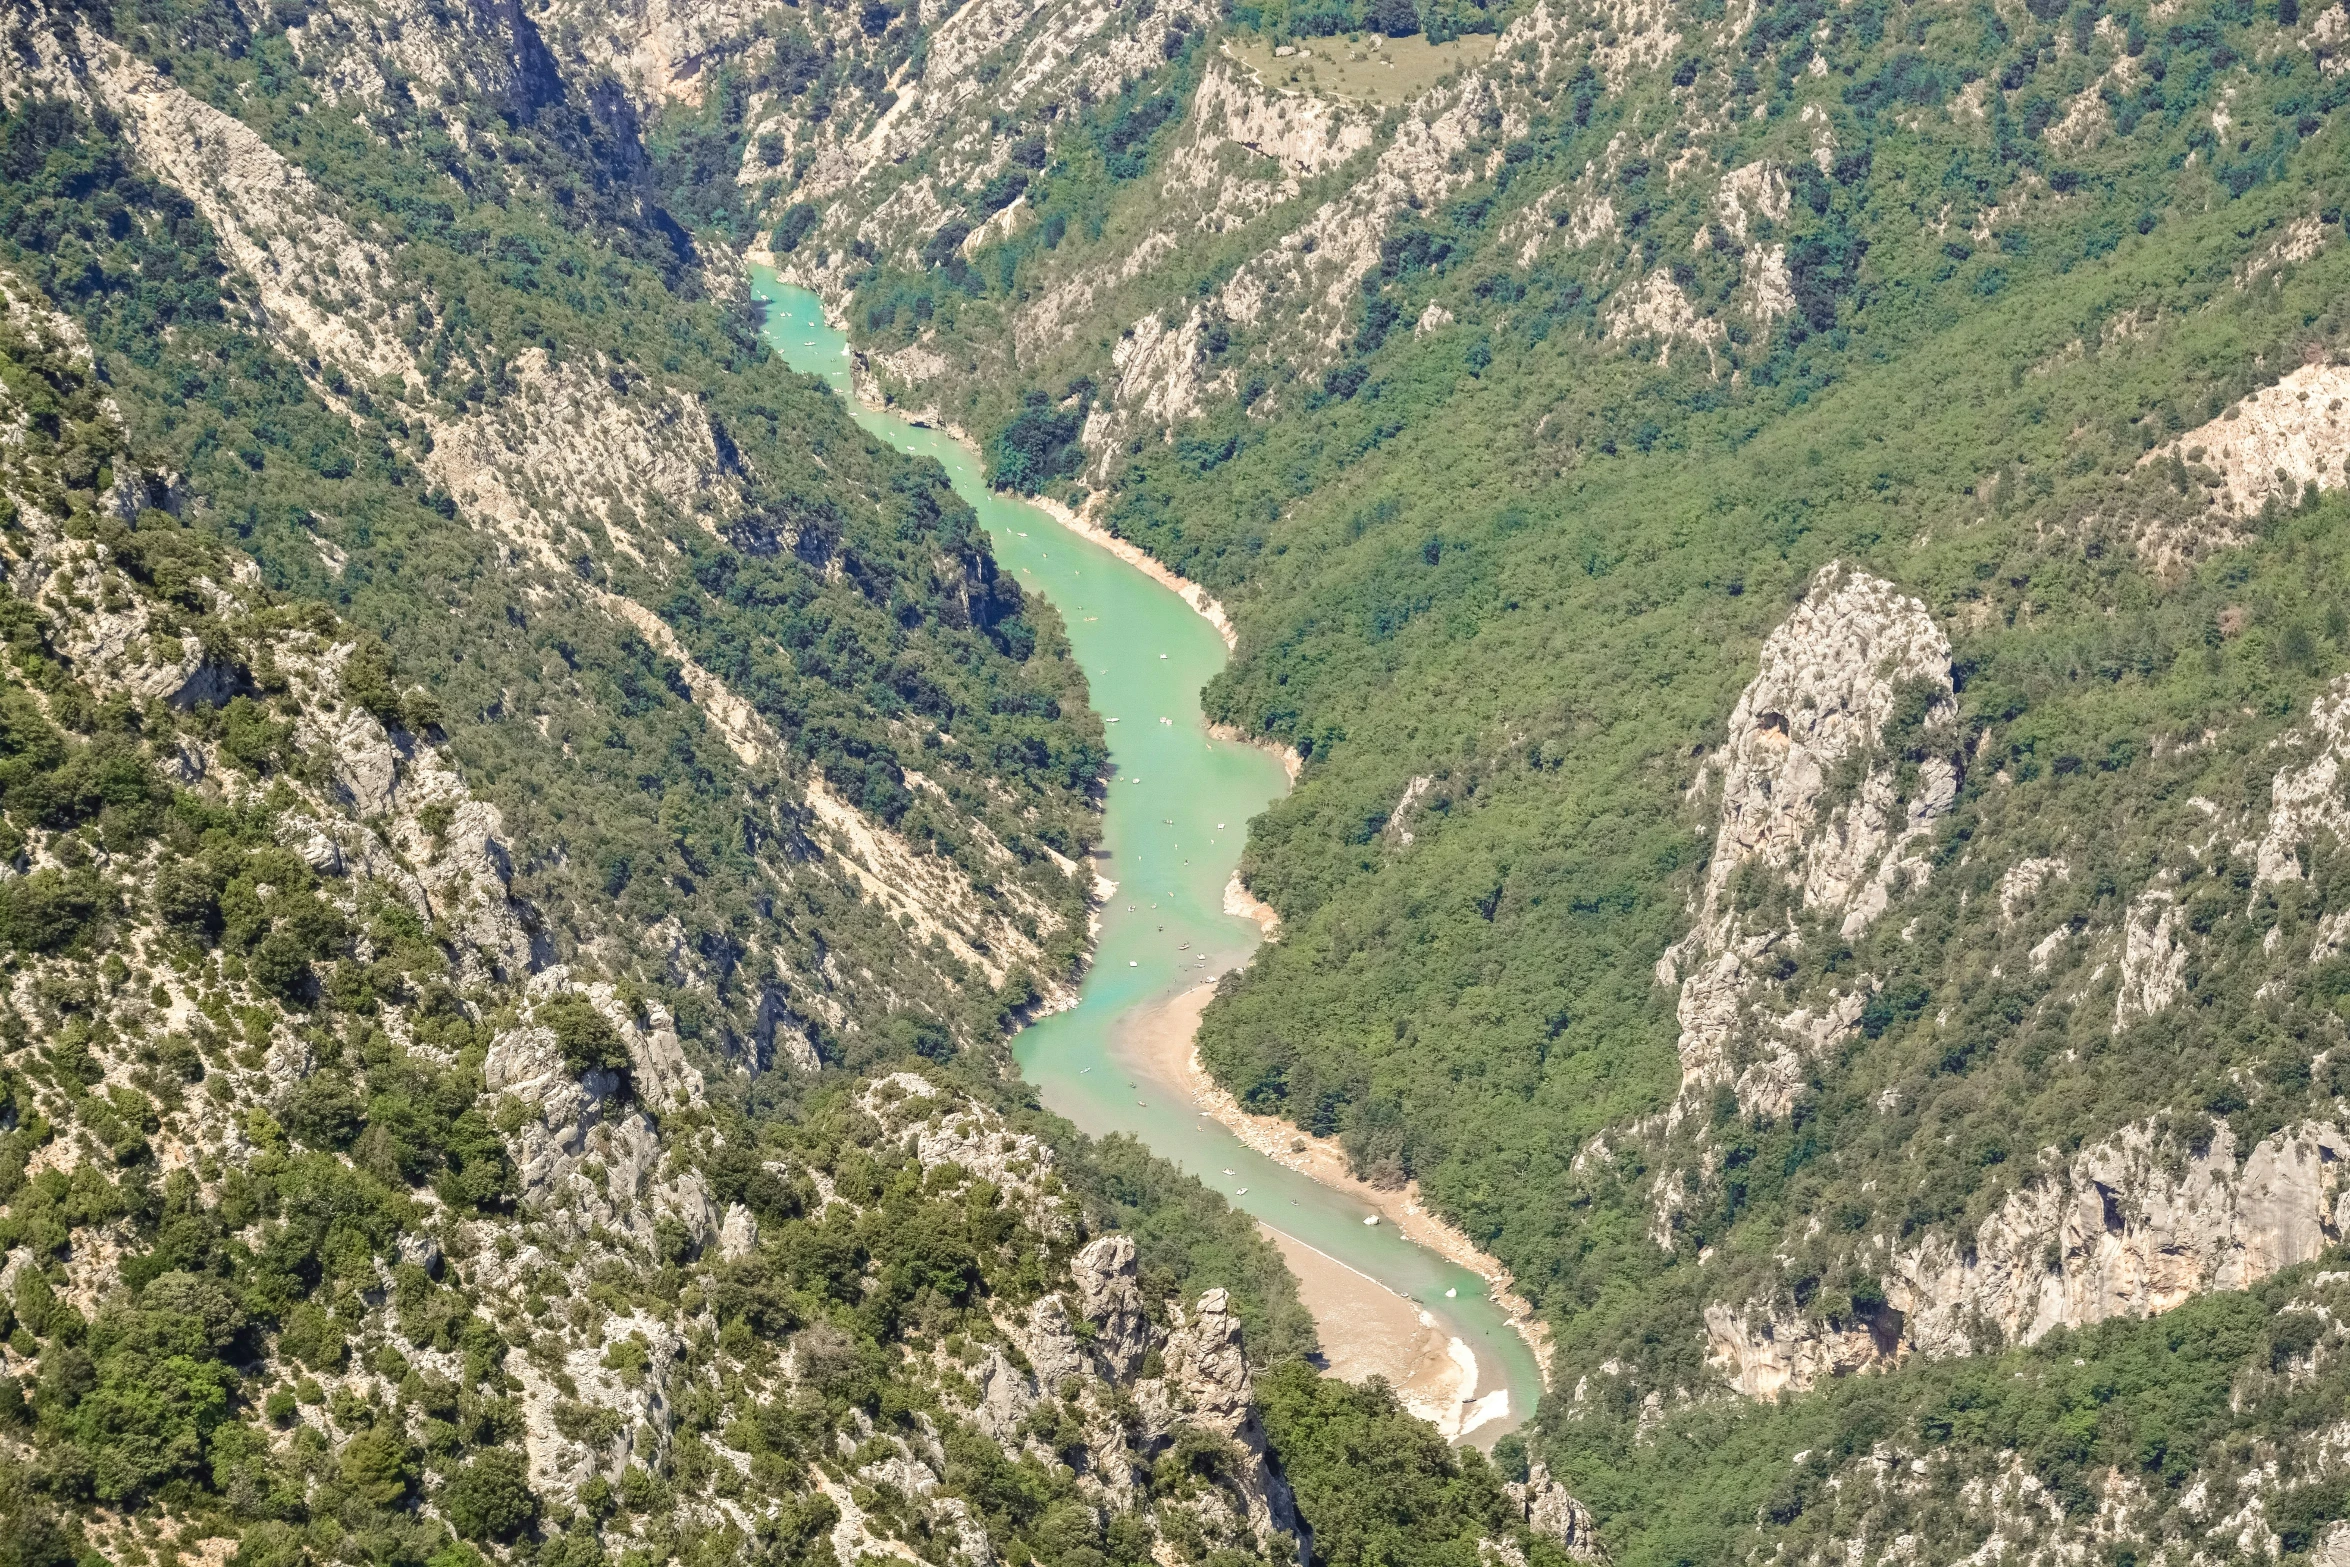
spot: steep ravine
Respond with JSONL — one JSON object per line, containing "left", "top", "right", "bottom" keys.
{"left": 750, "top": 272, "right": 1548, "bottom": 1444}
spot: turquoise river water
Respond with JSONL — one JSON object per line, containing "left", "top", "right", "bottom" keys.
{"left": 750, "top": 268, "right": 1541, "bottom": 1441}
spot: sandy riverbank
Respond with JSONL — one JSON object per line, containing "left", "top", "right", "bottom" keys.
{"left": 1120, "top": 987, "right": 1554, "bottom": 1409}
{"left": 1259, "top": 1225, "right": 1510, "bottom": 1442}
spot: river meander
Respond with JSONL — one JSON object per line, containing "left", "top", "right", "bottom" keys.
{"left": 749, "top": 268, "right": 1541, "bottom": 1443}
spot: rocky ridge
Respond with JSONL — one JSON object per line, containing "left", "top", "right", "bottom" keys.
{"left": 0, "top": 9, "right": 1098, "bottom": 1054}
{"left": 0, "top": 262, "right": 1358, "bottom": 1567}
{"left": 1652, "top": 571, "right": 2350, "bottom": 1404}
{"left": 1656, "top": 562, "right": 1961, "bottom": 1129}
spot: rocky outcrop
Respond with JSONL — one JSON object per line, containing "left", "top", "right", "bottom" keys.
{"left": 1657, "top": 563, "right": 1960, "bottom": 1122}
{"left": 2113, "top": 886, "right": 2187, "bottom": 1033}
{"left": 859, "top": 1073, "right": 1073, "bottom": 1237}
{"left": 1709, "top": 1118, "right": 2350, "bottom": 1396}
{"left": 2146, "top": 360, "right": 2350, "bottom": 517}
{"left": 1144, "top": 1288, "right": 1297, "bottom": 1542}
{"left": 1703, "top": 1303, "right": 1898, "bottom": 1402}
{"left": 1892, "top": 1119, "right": 2350, "bottom": 1357}
{"left": 2257, "top": 674, "right": 2350, "bottom": 888}
{"left": 1503, "top": 1464, "right": 1608, "bottom": 1562}
{"left": 1071, "top": 1234, "right": 1153, "bottom": 1379}
{"left": 866, "top": 1078, "right": 1295, "bottom": 1554}
{"left": 481, "top": 999, "right": 717, "bottom": 1252}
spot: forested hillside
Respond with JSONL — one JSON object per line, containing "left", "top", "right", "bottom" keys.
{"left": 680, "top": 0, "right": 2350, "bottom": 1550}
{"left": 9, "top": 0, "right": 2350, "bottom": 1549}
{"left": 0, "top": 32, "right": 1607, "bottom": 1567}
{"left": 2, "top": 0, "right": 1108, "bottom": 1071}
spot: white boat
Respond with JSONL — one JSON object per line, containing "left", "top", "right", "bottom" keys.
{"left": 1363, "top": 1215, "right": 1380, "bottom": 1226}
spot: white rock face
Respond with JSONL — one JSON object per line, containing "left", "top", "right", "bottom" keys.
{"left": 2257, "top": 675, "right": 2350, "bottom": 888}
{"left": 2145, "top": 361, "right": 2350, "bottom": 518}
{"left": 1657, "top": 563, "right": 1959, "bottom": 1121}
{"left": 482, "top": 1011, "right": 714, "bottom": 1251}
{"left": 1714, "top": 160, "right": 1792, "bottom": 240}
{"left": 1156, "top": 57, "right": 1375, "bottom": 232}
{"left": 1709, "top": 1119, "right": 2350, "bottom": 1397}
{"left": 1144, "top": 1289, "right": 1296, "bottom": 1542}
{"left": 716, "top": 1202, "right": 759, "bottom": 1260}
{"left": 512, "top": 1310, "right": 685, "bottom": 1502}
{"left": 1502, "top": 1464, "right": 1607, "bottom": 1562}
{"left": 1606, "top": 271, "right": 1725, "bottom": 371}
{"left": 1893, "top": 1120, "right": 2350, "bottom": 1356}
{"left": 1997, "top": 856, "right": 2071, "bottom": 924}
{"left": 857, "top": 1072, "right": 1072, "bottom": 1239}
{"left": 1071, "top": 1234, "right": 1152, "bottom": 1379}
{"left": 2113, "top": 887, "right": 2186, "bottom": 1032}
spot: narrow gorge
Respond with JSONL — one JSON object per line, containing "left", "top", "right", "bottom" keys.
{"left": 751, "top": 272, "right": 1546, "bottom": 1444}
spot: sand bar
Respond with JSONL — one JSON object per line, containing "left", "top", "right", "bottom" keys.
{"left": 1120, "top": 986, "right": 1554, "bottom": 1409}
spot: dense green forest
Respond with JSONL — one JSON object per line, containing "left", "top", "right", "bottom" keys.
{"left": 721, "top": 0, "right": 2350, "bottom": 1546}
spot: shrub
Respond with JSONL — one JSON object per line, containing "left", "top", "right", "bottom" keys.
{"left": 538, "top": 998, "right": 631, "bottom": 1079}
{"left": 441, "top": 1449, "right": 538, "bottom": 1543}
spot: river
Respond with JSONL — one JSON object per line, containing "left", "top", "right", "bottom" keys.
{"left": 749, "top": 268, "right": 1541, "bottom": 1444}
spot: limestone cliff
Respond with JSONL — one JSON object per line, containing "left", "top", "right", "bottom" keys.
{"left": 1657, "top": 561, "right": 1960, "bottom": 1127}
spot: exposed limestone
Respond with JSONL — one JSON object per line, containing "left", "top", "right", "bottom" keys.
{"left": 1704, "top": 1302, "right": 1897, "bottom": 1402}
{"left": 481, "top": 1007, "right": 716, "bottom": 1251}
{"left": 2256, "top": 674, "right": 2350, "bottom": 889}
{"left": 1070, "top": 1234, "right": 1153, "bottom": 1379}
{"left": 1502, "top": 1464, "right": 1608, "bottom": 1562}
{"left": 1145, "top": 1289, "right": 1296, "bottom": 1542}
{"left": 857, "top": 1073, "right": 1072, "bottom": 1239}
{"left": 1155, "top": 57, "right": 1376, "bottom": 234}
{"left": 1657, "top": 563, "right": 1959, "bottom": 1122}
{"left": 1605, "top": 271, "right": 1725, "bottom": 372}
{"left": 1710, "top": 1119, "right": 2350, "bottom": 1396}
{"left": 1385, "top": 774, "right": 1436, "bottom": 846}
{"left": 1078, "top": 62, "right": 1509, "bottom": 464}
{"left": 1997, "top": 856, "right": 2071, "bottom": 923}
{"left": 1714, "top": 160, "right": 1792, "bottom": 241}
{"left": 2145, "top": 361, "right": 2350, "bottom": 518}
{"left": 804, "top": 775, "right": 1065, "bottom": 994}
{"left": 2113, "top": 887, "right": 2186, "bottom": 1032}
{"left": 512, "top": 1311, "right": 687, "bottom": 1503}
{"left": 949, "top": 1213, "right": 1296, "bottom": 1552}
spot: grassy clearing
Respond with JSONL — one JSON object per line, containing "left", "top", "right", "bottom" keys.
{"left": 1219, "top": 32, "right": 1497, "bottom": 106}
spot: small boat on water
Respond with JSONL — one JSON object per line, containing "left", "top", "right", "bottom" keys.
{"left": 1235, "top": 1188, "right": 1246, "bottom": 1195}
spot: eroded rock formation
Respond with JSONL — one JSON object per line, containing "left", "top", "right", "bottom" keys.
{"left": 1657, "top": 562, "right": 1960, "bottom": 1123}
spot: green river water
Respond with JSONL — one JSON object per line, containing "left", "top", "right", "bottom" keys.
{"left": 750, "top": 268, "right": 1541, "bottom": 1442}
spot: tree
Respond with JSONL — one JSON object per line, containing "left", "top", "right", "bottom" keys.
{"left": 337, "top": 1421, "right": 418, "bottom": 1505}
{"left": 441, "top": 1450, "right": 539, "bottom": 1543}
{"left": 538, "top": 997, "right": 631, "bottom": 1079}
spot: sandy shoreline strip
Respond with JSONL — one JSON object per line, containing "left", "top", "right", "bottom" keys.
{"left": 1257, "top": 1224, "right": 1508, "bottom": 1442}
{"left": 1130, "top": 986, "right": 1555, "bottom": 1391}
